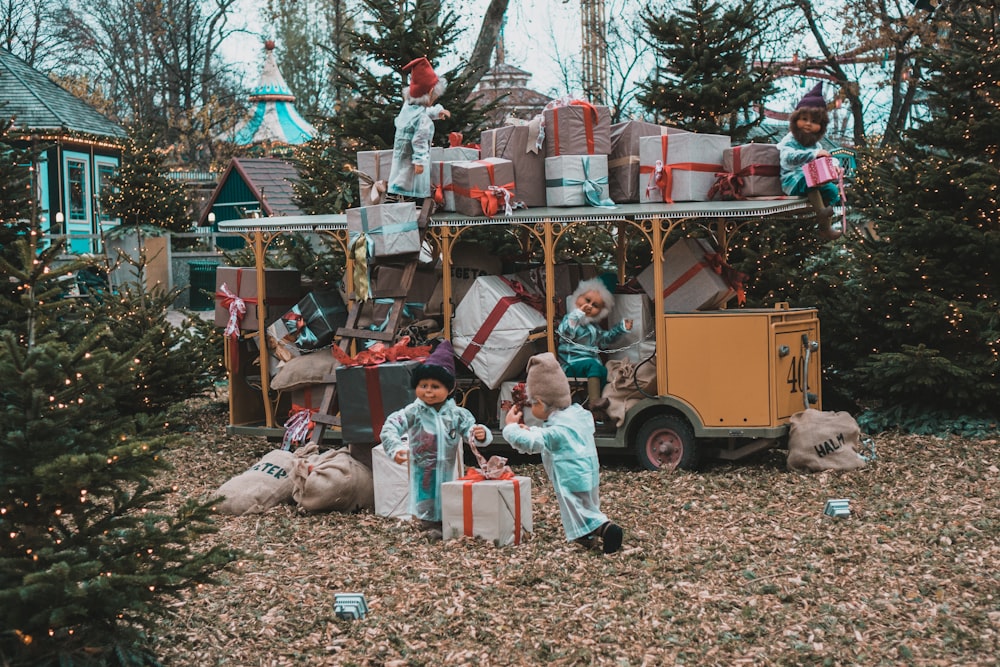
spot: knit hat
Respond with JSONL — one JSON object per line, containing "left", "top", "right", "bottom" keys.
{"left": 795, "top": 82, "right": 826, "bottom": 110}
{"left": 525, "top": 353, "right": 572, "bottom": 411}
{"left": 403, "top": 57, "right": 440, "bottom": 99}
{"left": 411, "top": 339, "right": 456, "bottom": 390}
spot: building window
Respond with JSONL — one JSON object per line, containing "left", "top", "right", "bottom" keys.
{"left": 96, "top": 162, "right": 118, "bottom": 222}
{"left": 67, "top": 159, "right": 88, "bottom": 221}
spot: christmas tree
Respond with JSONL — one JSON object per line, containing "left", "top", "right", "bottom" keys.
{"left": 0, "top": 226, "right": 238, "bottom": 663}
{"left": 101, "top": 133, "right": 192, "bottom": 234}
{"left": 636, "top": 0, "right": 776, "bottom": 142}
{"left": 828, "top": 0, "right": 1000, "bottom": 433}
{"left": 0, "top": 117, "right": 39, "bottom": 260}
{"left": 294, "top": 0, "right": 497, "bottom": 214}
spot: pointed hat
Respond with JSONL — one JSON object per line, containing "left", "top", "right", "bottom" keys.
{"left": 403, "top": 57, "right": 439, "bottom": 99}
{"left": 411, "top": 339, "right": 456, "bottom": 390}
{"left": 796, "top": 82, "right": 826, "bottom": 110}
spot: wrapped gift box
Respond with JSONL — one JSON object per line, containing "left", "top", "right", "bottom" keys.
{"left": 372, "top": 443, "right": 410, "bottom": 519}
{"left": 497, "top": 381, "right": 544, "bottom": 427}
{"left": 370, "top": 263, "right": 441, "bottom": 320}
{"left": 452, "top": 275, "right": 547, "bottom": 389}
{"left": 336, "top": 361, "right": 419, "bottom": 444}
{"left": 427, "top": 242, "right": 504, "bottom": 314}
{"left": 356, "top": 149, "right": 393, "bottom": 205}
{"left": 544, "top": 155, "right": 614, "bottom": 207}
{"left": 430, "top": 146, "right": 480, "bottom": 162}
{"left": 346, "top": 202, "right": 421, "bottom": 258}
{"left": 605, "top": 292, "right": 656, "bottom": 362}
{"left": 441, "top": 475, "right": 533, "bottom": 546}
{"left": 721, "top": 144, "right": 782, "bottom": 198}
{"left": 639, "top": 133, "right": 730, "bottom": 203}
{"left": 609, "top": 120, "right": 689, "bottom": 203}
{"left": 543, "top": 103, "right": 612, "bottom": 156}
{"left": 271, "top": 290, "right": 348, "bottom": 351}
{"left": 636, "top": 238, "right": 735, "bottom": 312}
{"left": 214, "top": 267, "right": 301, "bottom": 331}
{"left": 480, "top": 125, "right": 547, "bottom": 208}
{"left": 450, "top": 158, "right": 517, "bottom": 218}
{"left": 430, "top": 160, "right": 459, "bottom": 212}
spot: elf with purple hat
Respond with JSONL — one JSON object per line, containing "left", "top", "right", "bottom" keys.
{"left": 777, "top": 82, "right": 843, "bottom": 240}
{"left": 386, "top": 57, "right": 451, "bottom": 202}
{"left": 380, "top": 340, "right": 491, "bottom": 540}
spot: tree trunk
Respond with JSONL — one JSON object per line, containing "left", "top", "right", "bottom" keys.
{"left": 462, "top": 0, "right": 509, "bottom": 89}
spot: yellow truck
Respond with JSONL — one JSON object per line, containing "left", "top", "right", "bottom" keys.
{"left": 219, "top": 200, "right": 822, "bottom": 470}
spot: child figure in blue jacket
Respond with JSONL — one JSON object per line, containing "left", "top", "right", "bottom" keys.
{"left": 380, "top": 340, "right": 491, "bottom": 540}
{"left": 503, "top": 352, "right": 623, "bottom": 554}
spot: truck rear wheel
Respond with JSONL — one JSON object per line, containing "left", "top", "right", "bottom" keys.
{"left": 635, "top": 414, "right": 699, "bottom": 471}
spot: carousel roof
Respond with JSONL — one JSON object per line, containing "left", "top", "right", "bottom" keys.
{"left": 228, "top": 40, "right": 315, "bottom": 146}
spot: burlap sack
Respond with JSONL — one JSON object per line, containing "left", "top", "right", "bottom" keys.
{"left": 215, "top": 449, "right": 297, "bottom": 515}
{"left": 602, "top": 358, "right": 658, "bottom": 427}
{"left": 292, "top": 445, "right": 375, "bottom": 513}
{"left": 787, "top": 409, "right": 867, "bottom": 473}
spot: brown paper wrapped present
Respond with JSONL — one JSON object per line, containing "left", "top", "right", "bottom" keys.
{"left": 480, "top": 125, "right": 547, "bottom": 208}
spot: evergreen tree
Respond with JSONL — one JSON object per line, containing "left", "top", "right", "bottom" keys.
{"left": 0, "top": 228, "right": 238, "bottom": 665}
{"left": 636, "top": 0, "right": 776, "bottom": 141}
{"left": 102, "top": 133, "right": 192, "bottom": 234}
{"left": 0, "top": 117, "right": 39, "bottom": 257}
{"left": 832, "top": 0, "right": 1000, "bottom": 433}
{"left": 294, "top": 0, "right": 498, "bottom": 214}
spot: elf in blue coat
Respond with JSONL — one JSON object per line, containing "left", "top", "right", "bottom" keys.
{"left": 380, "top": 340, "right": 491, "bottom": 540}
{"left": 386, "top": 57, "right": 451, "bottom": 201}
{"left": 777, "top": 82, "right": 842, "bottom": 240}
{"left": 503, "top": 352, "right": 623, "bottom": 554}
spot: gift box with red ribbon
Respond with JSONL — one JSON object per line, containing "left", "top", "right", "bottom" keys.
{"left": 713, "top": 143, "right": 782, "bottom": 199}
{"left": 429, "top": 146, "right": 481, "bottom": 212}
{"left": 480, "top": 125, "right": 547, "bottom": 208}
{"left": 441, "top": 472, "right": 533, "bottom": 547}
{"left": 450, "top": 158, "right": 518, "bottom": 218}
{"left": 335, "top": 360, "right": 420, "bottom": 444}
{"left": 542, "top": 101, "right": 612, "bottom": 157}
{"left": 608, "top": 120, "right": 689, "bottom": 203}
{"left": 452, "top": 275, "right": 547, "bottom": 389}
{"left": 356, "top": 150, "right": 393, "bottom": 205}
{"left": 214, "top": 267, "right": 301, "bottom": 332}
{"left": 639, "top": 133, "right": 730, "bottom": 203}
{"left": 282, "top": 385, "right": 322, "bottom": 451}
{"left": 636, "top": 238, "right": 747, "bottom": 312}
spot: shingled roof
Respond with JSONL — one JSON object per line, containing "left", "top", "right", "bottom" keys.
{"left": 198, "top": 157, "right": 304, "bottom": 225}
{"left": 0, "top": 48, "right": 126, "bottom": 139}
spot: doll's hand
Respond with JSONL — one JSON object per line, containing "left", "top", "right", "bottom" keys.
{"left": 816, "top": 150, "right": 831, "bottom": 158}
{"left": 414, "top": 164, "right": 424, "bottom": 175}
{"left": 393, "top": 449, "right": 409, "bottom": 464}
{"left": 438, "top": 109, "right": 451, "bottom": 120}
{"left": 505, "top": 405, "right": 523, "bottom": 426}
{"left": 472, "top": 425, "right": 487, "bottom": 442}
{"left": 623, "top": 319, "right": 634, "bottom": 331}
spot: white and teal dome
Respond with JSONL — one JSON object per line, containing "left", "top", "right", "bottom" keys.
{"left": 229, "top": 40, "right": 315, "bottom": 146}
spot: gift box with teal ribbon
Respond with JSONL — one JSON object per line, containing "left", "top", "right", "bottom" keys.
{"left": 274, "top": 290, "right": 348, "bottom": 350}
{"left": 346, "top": 202, "right": 421, "bottom": 259}
{"left": 544, "top": 154, "right": 616, "bottom": 207}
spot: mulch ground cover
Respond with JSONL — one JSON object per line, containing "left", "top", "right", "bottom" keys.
{"left": 151, "top": 391, "right": 999, "bottom": 666}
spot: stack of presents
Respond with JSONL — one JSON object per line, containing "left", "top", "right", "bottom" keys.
{"left": 209, "top": 100, "right": 770, "bottom": 542}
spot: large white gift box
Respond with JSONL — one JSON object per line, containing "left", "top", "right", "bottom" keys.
{"left": 544, "top": 155, "right": 614, "bottom": 207}
{"left": 636, "top": 238, "right": 735, "bottom": 312}
{"left": 605, "top": 293, "right": 656, "bottom": 362}
{"left": 372, "top": 444, "right": 410, "bottom": 519}
{"left": 639, "top": 133, "right": 730, "bottom": 203}
{"left": 441, "top": 475, "right": 533, "bottom": 546}
{"left": 452, "top": 275, "right": 546, "bottom": 389}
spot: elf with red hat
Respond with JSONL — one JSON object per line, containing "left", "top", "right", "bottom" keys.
{"left": 777, "top": 82, "right": 843, "bottom": 240}
{"left": 386, "top": 57, "right": 451, "bottom": 201}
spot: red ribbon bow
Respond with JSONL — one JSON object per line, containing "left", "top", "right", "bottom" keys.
{"left": 331, "top": 336, "right": 432, "bottom": 367}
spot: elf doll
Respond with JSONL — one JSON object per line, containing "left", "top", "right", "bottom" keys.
{"left": 386, "top": 57, "right": 451, "bottom": 202}
{"left": 777, "top": 82, "right": 842, "bottom": 240}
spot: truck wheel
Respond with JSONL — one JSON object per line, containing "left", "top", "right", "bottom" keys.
{"left": 635, "top": 414, "right": 699, "bottom": 471}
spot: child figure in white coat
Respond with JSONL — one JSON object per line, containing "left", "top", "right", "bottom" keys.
{"left": 386, "top": 57, "right": 451, "bottom": 202}
{"left": 380, "top": 341, "right": 491, "bottom": 540}
{"left": 503, "top": 353, "right": 624, "bottom": 554}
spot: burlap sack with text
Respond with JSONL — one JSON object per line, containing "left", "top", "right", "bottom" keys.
{"left": 215, "top": 449, "right": 298, "bottom": 515}
{"left": 787, "top": 409, "right": 867, "bottom": 473}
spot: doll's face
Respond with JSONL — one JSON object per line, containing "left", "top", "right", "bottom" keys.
{"left": 528, "top": 397, "right": 549, "bottom": 421}
{"left": 795, "top": 117, "right": 821, "bottom": 135}
{"left": 575, "top": 290, "right": 606, "bottom": 317}
{"left": 416, "top": 378, "right": 450, "bottom": 409}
